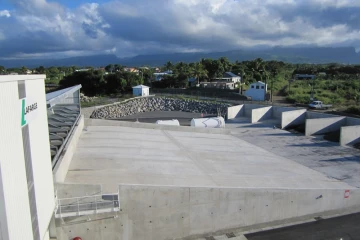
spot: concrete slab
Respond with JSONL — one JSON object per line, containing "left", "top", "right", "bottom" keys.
{"left": 65, "top": 125, "right": 353, "bottom": 192}
{"left": 228, "top": 121, "right": 360, "bottom": 188}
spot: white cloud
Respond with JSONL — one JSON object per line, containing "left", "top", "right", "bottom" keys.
{"left": 0, "top": 10, "right": 11, "bottom": 18}
{"left": 1, "top": 0, "right": 360, "bottom": 58}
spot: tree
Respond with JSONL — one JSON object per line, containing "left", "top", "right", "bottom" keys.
{"left": 192, "top": 62, "right": 208, "bottom": 85}
{"left": 0, "top": 66, "right": 5, "bottom": 75}
{"left": 36, "top": 66, "right": 45, "bottom": 74}
{"left": 21, "top": 66, "right": 28, "bottom": 74}
{"left": 164, "top": 61, "right": 174, "bottom": 72}
{"left": 114, "top": 64, "right": 122, "bottom": 72}
{"left": 105, "top": 64, "right": 114, "bottom": 73}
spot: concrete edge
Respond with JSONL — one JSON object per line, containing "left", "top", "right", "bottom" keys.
{"left": 53, "top": 115, "right": 84, "bottom": 183}
{"left": 85, "top": 118, "right": 231, "bottom": 135}
{"left": 181, "top": 205, "right": 360, "bottom": 240}
{"left": 340, "top": 125, "right": 360, "bottom": 146}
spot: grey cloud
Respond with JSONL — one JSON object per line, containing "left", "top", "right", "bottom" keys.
{"left": 1, "top": 0, "right": 360, "bottom": 59}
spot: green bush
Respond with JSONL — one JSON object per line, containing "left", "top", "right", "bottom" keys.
{"left": 345, "top": 106, "right": 360, "bottom": 115}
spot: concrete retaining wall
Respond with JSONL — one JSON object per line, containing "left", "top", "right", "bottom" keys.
{"left": 305, "top": 117, "right": 346, "bottom": 136}
{"left": 272, "top": 106, "right": 302, "bottom": 120}
{"left": 281, "top": 109, "right": 307, "bottom": 129}
{"left": 346, "top": 117, "right": 360, "bottom": 127}
{"left": 53, "top": 116, "right": 84, "bottom": 183}
{"left": 55, "top": 185, "right": 360, "bottom": 240}
{"left": 244, "top": 104, "right": 269, "bottom": 118}
{"left": 85, "top": 118, "right": 231, "bottom": 135}
{"left": 306, "top": 111, "right": 339, "bottom": 119}
{"left": 340, "top": 125, "right": 360, "bottom": 146}
{"left": 251, "top": 107, "right": 273, "bottom": 123}
{"left": 116, "top": 185, "right": 360, "bottom": 240}
{"left": 227, "top": 105, "right": 244, "bottom": 119}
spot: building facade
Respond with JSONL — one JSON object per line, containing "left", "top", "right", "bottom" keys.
{"left": 0, "top": 75, "right": 55, "bottom": 240}
{"left": 132, "top": 85, "right": 150, "bottom": 96}
{"left": 245, "top": 81, "right": 267, "bottom": 101}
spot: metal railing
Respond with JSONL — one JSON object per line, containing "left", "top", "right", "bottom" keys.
{"left": 55, "top": 193, "right": 120, "bottom": 218}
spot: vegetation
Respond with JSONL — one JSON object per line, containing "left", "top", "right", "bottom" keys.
{"left": 2, "top": 58, "right": 359, "bottom": 109}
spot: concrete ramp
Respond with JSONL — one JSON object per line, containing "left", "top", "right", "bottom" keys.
{"left": 117, "top": 185, "right": 360, "bottom": 240}
{"left": 305, "top": 117, "right": 346, "bottom": 136}
{"left": 251, "top": 106, "right": 273, "bottom": 123}
{"left": 340, "top": 125, "right": 360, "bottom": 146}
{"left": 281, "top": 109, "right": 307, "bottom": 129}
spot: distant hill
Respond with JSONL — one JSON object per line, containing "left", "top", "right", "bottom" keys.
{"left": 1, "top": 47, "right": 360, "bottom": 68}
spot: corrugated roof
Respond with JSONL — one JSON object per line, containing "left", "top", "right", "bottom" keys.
{"left": 225, "top": 72, "right": 239, "bottom": 78}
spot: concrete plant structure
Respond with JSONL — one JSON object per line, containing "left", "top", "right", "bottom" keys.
{"left": 1, "top": 74, "right": 360, "bottom": 240}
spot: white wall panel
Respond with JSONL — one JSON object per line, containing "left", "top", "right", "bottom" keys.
{"left": 0, "top": 80, "right": 33, "bottom": 239}
{"left": 26, "top": 79, "right": 55, "bottom": 240}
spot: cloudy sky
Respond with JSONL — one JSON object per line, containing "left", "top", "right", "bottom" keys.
{"left": 0, "top": 0, "right": 360, "bottom": 59}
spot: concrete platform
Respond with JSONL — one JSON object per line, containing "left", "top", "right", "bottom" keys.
{"left": 227, "top": 118, "right": 360, "bottom": 188}
{"left": 65, "top": 125, "right": 352, "bottom": 192}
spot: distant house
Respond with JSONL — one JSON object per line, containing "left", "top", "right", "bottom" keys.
{"left": 188, "top": 78, "right": 197, "bottom": 87}
{"left": 245, "top": 81, "right": 267, "bottom": 101}
{"left": 26, "top": 69, "right": 33, "bottom": 75}
{"left": 294, "top": 74, "right": 315, "bottom": 80}
{"left": 200, "top": 81, "right": 235, "bottom": 90}
{"left": 75, "top": 69, "right": 91, "bottom": 72}
{"left": 153, "top": 70, "right": 173, "bottom": 81}
{"left": 124, "top": 67, "right": 140, "bottom": 74}
{"left": 132, "top": 85, "right": 150, "bottom": 97}
{"left": 213, "top": 72, "right": 241, "bottom": 83}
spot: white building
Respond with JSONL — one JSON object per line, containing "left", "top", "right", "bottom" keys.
{"left": 0, "top": 75, "right": 56, "bottom": 240}
{"left": 153, "top": 70, "right": 173, "bottom": 81}
{"left": 132, "top": 85, "right": 150, "bottom": 97}
{"left": 245, "top": 81, "right": 267, "bottom": 101}
{"left": 214, "top": 72, "right": 241, "bottom": 83}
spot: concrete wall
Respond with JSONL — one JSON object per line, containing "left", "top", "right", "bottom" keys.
{"left": 55, "top": 185, "right": 360, "bottom": 240}
{"left": 244, "top": 104, "right": 269, "bottom": 118}
{"left": 306, "top": 111, "right": 339, "bottom": 119}
{"left": 272, "top": 106, "right": 303, "bottom": 120}
{"left": 85, "top": 118, "right": 231, "bottom": 135}
{"left": 53, "top": 116, "right": 84, "bottom": 183}
{"left": 305, "top": 117, "right": 346, "bottom": 136}
{"left": 251, "top": 106, "right": 273, "bottom": 123}
{"left": 281, "top": 109, "right": 307, "bottom": 129}
{"left": 346, "top": 117, "right": 360, "bottom": 127}
{"left": 340, "top": 125, "right": 360, "bottom": 146}
{"left": 227, "top": 105, "right": 244, "bottom": 119}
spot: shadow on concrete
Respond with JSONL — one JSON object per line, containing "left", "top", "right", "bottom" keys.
{"left": 263, "top": 133, "right": 303, "bottom": 137}
{"left": 320, "top": 156, "right": 360, "bottom": 163}
{"left": 246, "top": 212, "right": 360, "bottom": 240}
{"left": 286, "top": 142, "right": 338, "bottom": 148}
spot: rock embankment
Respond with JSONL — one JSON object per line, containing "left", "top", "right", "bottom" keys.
{"left": 90, "top": 97, "right": 231, "bottom": 119}
{"left": 80, "top": 93, "right": 98, "bottom": 102}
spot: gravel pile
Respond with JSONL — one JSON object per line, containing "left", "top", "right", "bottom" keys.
{"left": 90, "top": 97, "right": 231, "bottom": 119}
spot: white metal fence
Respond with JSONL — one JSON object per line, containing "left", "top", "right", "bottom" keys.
{"left": 55, "top": 193, "right": 120, "bottom": 218}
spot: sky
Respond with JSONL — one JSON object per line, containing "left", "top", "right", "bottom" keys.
{"left": 0, "top": 0, "right": 360, "bottom": 59}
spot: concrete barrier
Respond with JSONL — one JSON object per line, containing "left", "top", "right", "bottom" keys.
{"left": 227, "top": 105, "right": 244, "bottom": 119}
{"left": 251, "top": 106, "right": 273, "bottom": 123}
{"left": 244, "top": 104, "right": 269, "bottom": 118}
{"left": 306, "top": 111, "right": 339, "bottom": 119}
{"left": 85, "top": 118, "right": 231, "bottom": 135}
{"left": 272, "top": 106, "right": 302, "bottom": 120}
{"left": 113, "top": 185, "right": 360, "bottom": 240}
{"left": 340, "top": 125, "right": 360, "bottom": 146}
{"left": 305, "top": 117, "right": 346, "bottom": 136}
{"left": 53, "top": 116, "right": 84, "bottom": 183}
{"left": 281, "top": 109, "right": 307, "bottom": 129}
{"left": 346, "top": 117, "right": 360, "bottom": 126}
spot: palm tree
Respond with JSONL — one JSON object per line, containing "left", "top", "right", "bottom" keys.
{"left": 192, "top": 62, "right": 208, "bottom": 85}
